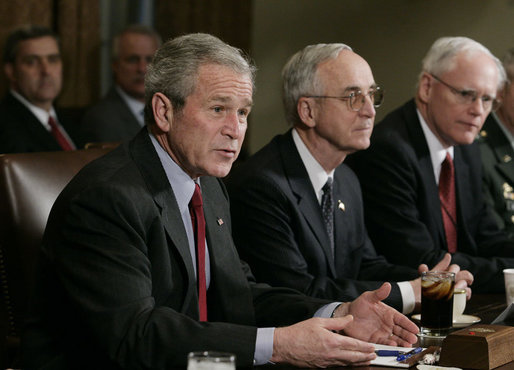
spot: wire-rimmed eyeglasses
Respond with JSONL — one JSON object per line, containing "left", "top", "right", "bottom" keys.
{"left": 304, "top": 86, "right": 384, "bottom": 112}
{"left": 430, "top": 74, "right": 501, "bottom": 112}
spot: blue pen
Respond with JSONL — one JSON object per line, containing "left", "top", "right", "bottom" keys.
{"left": 375, "top": 350, "right": 401, "bottom": 356}
{"left": 396, "top": 347, "right": 423, "bottom": 362}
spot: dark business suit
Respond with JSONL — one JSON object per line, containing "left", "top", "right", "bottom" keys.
{"left": 80, "top": 86, "right": 143, "bottom": 144}
{"left": 23, "top": 129, "right": 327, "bottom": 369}
{"left": 0, "top": 92, "right": 78, "bottom": 154}
{"left": 347, "top": 99, "right": 514, "bottom": 293}
{"left": 478, "top": 114, "right": 514, "bottom": 238}
{"left": 228, "top": 130, "right": 419, "bottom": 311}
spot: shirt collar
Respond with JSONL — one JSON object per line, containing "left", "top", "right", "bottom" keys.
{"left": 10, "top": 89, "right": 57, "bottom": 130}
{"left": 149, "top": 131, "right": 197, "bottom": 212}
{"left": 416, "top": 108, "right": 454, "bottom": 184}
{"left": 116, "top": 85, "right": 145, "bottom": 127}
{"left": 292, "top": 128, "right": 334, "bottom": 204}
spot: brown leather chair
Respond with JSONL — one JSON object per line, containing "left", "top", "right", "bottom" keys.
{"left": 0, "top": 148, "right": 112, "bottom": 368}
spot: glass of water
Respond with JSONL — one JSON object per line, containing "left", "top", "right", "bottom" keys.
{"left": 187, "top": 351, "right": 236, "bottom": 370}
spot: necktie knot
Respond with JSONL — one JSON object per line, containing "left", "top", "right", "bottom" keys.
{"left": 190, "top": 183, "right": 203, "bottom": 208}
{"left": 48, "top": 115, "right": 74, "bottom": 151}
{"left": 322, "top": 177, "right": 333, "bottom": 195}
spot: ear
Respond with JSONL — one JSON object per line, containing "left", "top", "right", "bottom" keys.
{"left": 152, "top": 92, "right": 173, "bottom": 132}
{"left": 418, "top": 72, "right": 432, "bottom": 104}
{"left": 297, "top": 97, "right": 317, "bottom": 128}
{"left": 497, "top": 85, "right": 506, "bottom": 102}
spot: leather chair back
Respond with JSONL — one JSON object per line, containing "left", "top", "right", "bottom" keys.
{"left": 0, "top": 148, "right": 112, "bottom": 368}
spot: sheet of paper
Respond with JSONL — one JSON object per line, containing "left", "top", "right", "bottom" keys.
{"left": 371, "top": 344, "right": 423, "bottom": 368}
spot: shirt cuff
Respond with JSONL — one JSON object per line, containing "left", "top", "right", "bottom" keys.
{"left": 314, "top": 302, "right": 343, "bottom": 318}
{"left": 253, "top": 302, "right": 342, "bottom": 365}
{"left": 398, "top": 281, "right": 416, "bottom": 314}
{"left": 254, "top": 327, "right": 275, "bottom": 365}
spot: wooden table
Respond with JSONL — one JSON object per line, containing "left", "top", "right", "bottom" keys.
{"left": 259, "top": 294, "right": 513, "bottom": 370}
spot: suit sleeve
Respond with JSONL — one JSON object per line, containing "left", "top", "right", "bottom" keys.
{"left": 42, "top": 182, "right": 260, "bottom": 368}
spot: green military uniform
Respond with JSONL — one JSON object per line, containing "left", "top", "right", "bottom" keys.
{"left": 478, "top": 114, "right": 514, "bottom": 239}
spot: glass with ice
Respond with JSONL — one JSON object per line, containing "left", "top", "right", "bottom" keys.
{"left": 420, "top": 271, "right": 455, "bottom": 337}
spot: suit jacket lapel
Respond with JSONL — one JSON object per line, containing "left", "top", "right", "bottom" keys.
{"left": 332, "top": 169, "right": 351, "bottom": 272}
{"left": 279, "top": 131, "right": 336, "bottom": 275}
{"left": 7, "top": 93, "right": 62, "bottom": 150}
{"left": 454, "top": 146, "right": 474, "bottom": 249}
{"left": 404, "top": 101, "right": 447, "bottom": 246}
{"left": 201, "top": 177, "right": 255, "bottom": 325}
{"left": 129, "top": 131, "right": 197, "bottom": 311}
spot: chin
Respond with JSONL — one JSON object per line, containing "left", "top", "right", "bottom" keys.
{"left": 455, "top": 134, "right": 477, "bottom": 145}
{"left": 207, "top": 165, "right": 233, "bottom": 178}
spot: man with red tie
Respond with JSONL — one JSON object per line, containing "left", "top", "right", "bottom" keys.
{"left": 347, "top": 36, "right": 514, "bottom": 293}
{"left": 0, "top": 25, "right": 77, "bottom": 153}
{"left": 23, "top": 33, "right": 419, "bottom": 369}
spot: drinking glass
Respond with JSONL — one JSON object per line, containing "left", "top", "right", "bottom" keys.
{"left": 187, "top": 351, "right": 236, "bottom": 370}
{"left": 504, "top": 268, "right": 514, "bottom": 305}
{"left": 420, "top": 271, "right": 455, "bottom": 337}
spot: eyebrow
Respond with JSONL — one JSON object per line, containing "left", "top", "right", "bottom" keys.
{"left": 343, "top": 83, "right": 377, "bottom": 93}
{"left": 210, "top": 95, "right": 253, "bottom": 107}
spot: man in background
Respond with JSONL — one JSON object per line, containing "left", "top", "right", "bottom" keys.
{"left": 0, "top": 24, "right": 77, "bottom": 153}
{"left": 23, "top": 33, "right": 418, "bottom": 369}
{"left": 479, "top": 48, "right": 514, "bottom": 238}
{"left": 347, "top": 36, "right": 514, "bottom": 293}
{"left": 228, "top": 43, "right": 472, "bottom": 315}
{"left": 80, "top": 24, "right": 161, "bottom": 144}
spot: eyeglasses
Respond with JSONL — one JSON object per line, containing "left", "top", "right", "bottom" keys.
{"left": 430, "top": 74, "right": 501, "bottom": 112}
{"left": 304, "top": 86, "right": 384, "bottom": 112}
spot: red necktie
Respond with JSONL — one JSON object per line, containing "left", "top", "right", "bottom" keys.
{"left": 189, "top": 183, "right": 207, "bottom": 321}
{"left": 48, "top": 116, "right": 74, "bottom": 151}
{"left": 439, "top": 152, "right": 457, "bottom": 253}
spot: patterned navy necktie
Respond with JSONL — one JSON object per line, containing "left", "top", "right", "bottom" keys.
{"left": 321, "top": 177, "right": 334, "bottom": 253}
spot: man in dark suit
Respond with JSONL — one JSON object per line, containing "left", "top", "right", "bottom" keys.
{"left": 347, "top": 37, "right": 514, "bottom": 293}
{"left": 478, "top": 48, "right": 514, "bottom": 238}
{"left": 228, "top": 43, "right": 472, "bottom": 315}
{"left": 80, "top": 25, "right": 161, "bottom": 145}
{"left": 0, "top": 25, "right": 77, "bottom": 154}
{"left": 22, "top": 33, "right": 418, "bottom": 369}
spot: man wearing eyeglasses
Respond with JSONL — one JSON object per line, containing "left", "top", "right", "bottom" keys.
{"left": 347, "top": 36, "right": 514, "bottom": 293}
{"left": 227, "top": 43, "right": 472, "bottom": 314}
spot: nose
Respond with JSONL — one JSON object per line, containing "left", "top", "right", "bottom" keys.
{"left": 137, "top": 57, "right": 150, "bottom": 74}
{"left": 222, "top": 113, "right": 243, "bottom": 140}
{"left": 39, "top": 58, "right": 51, "bottom": 75}
{"left": 359, "top": 94, "right": 376, "bottom": 118}
{"left": 468, "top": 97, "right": 486, "bottom": 116}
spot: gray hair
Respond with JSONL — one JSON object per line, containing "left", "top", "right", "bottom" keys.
{"left": 144, "top": 33, "right": 256, "bottom": 126}
{"left": 111, "top": 24, "right": 162, "bottom": 61}
{"left": 419, "top": 36, "right": 506, "bottom": 90}
{"left": 282, "top": 43, "right": 352, "bottom": 126}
